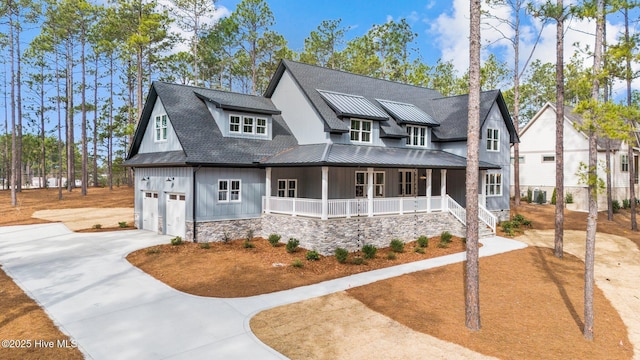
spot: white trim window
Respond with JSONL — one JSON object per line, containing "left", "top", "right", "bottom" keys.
{"left": 398, "top": 170, "right": 415, "bottom": 196}
{"left": 486, "top": 128, "right": 499, "bottom": 152}
{"left": 230, "top": 115, "right": 241, "bottom": 133}
{"left": 622, "top": 154, "right": 629, "bottom": 172}
{"left": 154, "top": 114, "right": 168, "bottom": 142}
{"left": 229, "top": 114, "right": 268, "bottom": 136}
{"left": 277, "top": 179, "right": 297, "bottom": 197}
{"left": 485, "top": 172, "right": 502, "bottom": 197}
{"left": 350, "top": 119, "right": 372, "bottom": 143}
{"left": 355, "top": 171, "right": 385, "bottom": 197}
{"left": 218, "top": 179, "right": 241, "bottom": 202}
{"left": 406, "top": 126, "right": 427, "bottom": 147}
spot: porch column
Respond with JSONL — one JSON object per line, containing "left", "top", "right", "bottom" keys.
{"left": 367, "top": 167, "right": 374, "bottom": 217}
{"left": 480, "top": 169, "right": 487, "bottom": 207}
{"left": 426, "top": 169, "right": 432, "bottom": 213}
{"left": 265, "top": 167, "right": 272, "bottom": 214}
{"left": 321, "top": 166, "right": 329, "bottom": 220}
{"left": 441, "top": 169, "right": 448, "bottom": 211}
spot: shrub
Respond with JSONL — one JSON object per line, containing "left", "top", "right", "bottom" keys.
{"left": 118, "top": 221, "right": 128, "bottom": 228}
{"left": 512, "top": 214, "right": 525, "bottom": 224}
{"left": 146, "top": 248, "right": 160, "bottom": 255}
{"left": 92, "top": 224, "right": 102, "bottom": 229}
{"left": 551, "top": 187, "right": 557, "bottom": 205}
{"left": 440, "top": 231, "right": 453, "bottom": 244}
{"left": 390, "top": 239, "right": 405, "bottom": 253}
{"left": 243, "top": 240, "right": 255, "bottom": 249}
{"left": 362, "top": 244, "right": 377, "bottom": 259}
{"left": 417, "top": 235, "right": 429, "bottom": 248}
{"left": 268, "top": 234, "right": 281, "bottom": 247}
{"left": 536, "top": 191, "right": 545, "bottom": 204}
{"left": 170, "top": 236, "right": 183, "bottom": 246}
{"left": 612, "top": 200, "right": 621, "bottom": 213}
{"left": 565, "top": 192, "right": 574, "bottom": 204}
{"left": 199, "top": 242, "right": 210, "bottom": 249}
{"left": 335, "top": 247, "right": 349, "bottom": 263}
{"left": 437, "top": 241, "right": 449, "bottom": 248}
{"left": 351, "top": 257, "right": 365, "bottom": 265}
{"left": 291, "top": 259, "right": 304, "bottom": 268}
{"left": 246, "top": 229, "right": 254, "bottom": 242}
{"left": 286, "top": 238, "right": 300, "bottom": 253}
{"left": 386, "top": 252, "right": 397, "bottom": 260}
{"left": 414, "top": 247, "right": 425, "bottom": 254}
{"left": 306, "top": 250, "right": 320, "bottom": 261}
{"left": 222, "top": 232, "right": 231, "bottom": 244}
{"left": 623, "top": 199, "right": 630, "bottom": 209}
{"left": 527, "top": 188, "right": 533, "bottom": 203}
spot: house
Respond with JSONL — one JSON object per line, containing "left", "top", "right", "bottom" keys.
{"left": 511, "top": 102, "right": 640, "bottom": 211}
{"left": 125, "top": 60, "right": 518, "bottom": 254}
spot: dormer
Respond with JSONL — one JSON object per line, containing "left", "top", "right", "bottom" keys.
{"left": 194, "top": 90, "right": 281, "bottom": 141}
{"left": 376, "top": 99, "right": 440, "bottom": 148}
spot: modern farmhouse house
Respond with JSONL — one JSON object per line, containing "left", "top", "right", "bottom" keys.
{"left": 125, "top": 60, "right": 518, "bottom": 254}
{"left": 512, "top": 102, "right": 640, "bottom": 211}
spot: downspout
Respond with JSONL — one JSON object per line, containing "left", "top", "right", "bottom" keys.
{"left": 192, "top": 165, "right": 202, "bottom": 242}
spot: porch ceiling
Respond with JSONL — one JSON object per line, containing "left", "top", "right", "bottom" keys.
{"left": 262, "top": 143, "right": 501, "bottom": 169}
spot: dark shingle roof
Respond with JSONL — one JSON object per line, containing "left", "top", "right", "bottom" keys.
{"left": 125, "top": 81, "right": 297, "bottom": 166}
{"left": 263, "top": 143, "right": 501, "bottom": 169}
{"left": 265, "top": 60, "right": 444, "bottom": 138}
{"left": 430, "top": 90, "right": 519, "bottom": 143}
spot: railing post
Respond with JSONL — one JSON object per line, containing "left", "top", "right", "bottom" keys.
{"left": 367, "top": 167, "right": 374, "bottom": 217}
{"left": 292, "top": 197, "right": 296, "bottom": 217}
{"left": 321, "top": 166, "right": 328, "bottom": 220}
{"left": 441, "top": 169, "right": 447, "bottom": 211}
{"left": 346, "top": 200, "right": 351, "bottom": 218}
{"left": 265, "top": 167, "right": 271, "bottom": 214}
{"left": 399, "top": 197, "right": 404, "bottom": 215}
{"left": 426, "top": 169, "right": 432, "bottom": 213}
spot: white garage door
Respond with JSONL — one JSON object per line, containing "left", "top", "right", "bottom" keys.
{"left": 142, "top": 192, "right": 159, "bottom": 233}
{"left": 166, "top": 193, "right": 186, "bottom": 238}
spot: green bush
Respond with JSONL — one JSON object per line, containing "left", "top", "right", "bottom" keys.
{"left": 536, "top": 191, "right": 545, "bottom": 204}
{"left": 390, "top": 239, "right": 405, "bottom": 253}
{"left": 222, "top": 232, "right": 231, "bottom": 243}
{"left": 118, "top": 221, "right": 128, "bottom": 228}
{"left": 440, "top": 231, "right": 453, "bottom": 244}
{"left": 170, "top": 236, "right": 183, "bottom": 246}
{"left": 414, "top": 247, "right": 425, "bottom": 254}
{"left": 512, "top": 214, "right": 525, "bottom": 223}
{"left": 268, "top": 234, "right": 281, "bottom": 247}
{"left": 623, "top": 199, "right": 631, "bottom": 209}
{"left": 335, "top": 247, "right": 349, "bottom": 263}
{"left": 286, "top": 238, "right": 300, "bottom": 253}
{"left": 306, "top": 250, "right": 320, "bottom": 261}
{"left": 243, "top": 240, "right": 255, "bottom": 248}
{"left": 551, "top": 187, "right": 557, "bottom": 205}
{"left": 351, "top": 257, "right": 365, "bottom": 265}
{"left": 199, "top": 242, "right": 210, "bottom": 249}
{"left": 246, "top": 229, "right": 254, "bottom": 242}
{"left": 612, "top": 200, "right": 621, "bottom": 213}
{"left": 146, "top": 248, "right": 161, "bottom": 255}
{"left": 291, "top": 259, "right": 304, "bottom": 268}
{"left": 417, "top": 235, "right": 429, "bottom": 248}
{"left": 527, "top": 188, "right": 533, "bottom": 203}
{"left": 386, "top": 252, "right": 397, "bottom": 260}
{"left": 362, "top": 244, "right": 377, "bottom": 259}
{"left": 565, "top": 192, "right": 574, "bottom": 204}
{"left": 92, "top": 224, "right": 102, "bottom": 229}
{"left": 437, "top": 241, "right": 449, "bottom": 248}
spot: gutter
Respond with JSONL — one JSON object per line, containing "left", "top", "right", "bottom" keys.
{"left": 192, "top": 165, "right": 202, "bottom": 242}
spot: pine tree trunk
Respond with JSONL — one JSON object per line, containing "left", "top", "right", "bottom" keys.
{"left": 66, "top": 39, "right": 75, "bottom": 192}
{"left": 465, "top": 0, "right": 481, "bottom": 332}
{"left": 606, "top": 140, "right": 613, "bottom": 220}
{"left": 16, "top": 20, "right": 23, "bottom": 192}
{"left": 554, "top": 0, "right": 565, "bottom": 258}
{"left": 93, "top": 55, "right": 99, "bottom": 188}
{"left": 81, "top": 29, "right": 88, "bottom": 196}
{"left": 9, "top": 4, "right": 17, "bottom": 206}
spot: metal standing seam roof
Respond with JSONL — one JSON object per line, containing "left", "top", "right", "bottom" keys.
{"left": 317, "top": 89, "right": 389, "bottom": 121}
{"left": 376, "top": 99, "right": 439, "bottom": 126}
{"left": 263, "top": 143, "right": 501, "bottom": 169}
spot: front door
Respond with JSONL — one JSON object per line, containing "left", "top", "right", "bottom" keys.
{"left": 399, "top": 170, "right": 415, "bottom": 196}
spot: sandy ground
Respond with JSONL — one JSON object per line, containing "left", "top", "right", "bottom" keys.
{"left": 517, "top": 229, "right": 640, "bottom": 358}
{"left": 31, "top": 208, "right": 134, "bottom": 231}
{"left": 252, "top": 230, "right": 640, "bottom": 359}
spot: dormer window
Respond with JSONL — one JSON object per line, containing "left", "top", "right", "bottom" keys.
{"left": 350, "top": 119, "right": 372, "bottom": 143}
{"left": 406, "top": 125, "right": 427, "bottom": 147}
{"left": 229, "top": 114, "right": 268, "bottom": 137}
{"left": 486, "top": 128, "right": 499, "bottom": 152}
{"left": 154, "top": 114, "right": 167, "bottom": 142}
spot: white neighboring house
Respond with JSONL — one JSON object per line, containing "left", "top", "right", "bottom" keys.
{"left": 512, "top": 102, "right": 640, "bottom": 211}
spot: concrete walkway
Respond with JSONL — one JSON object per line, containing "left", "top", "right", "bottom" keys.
{"left": 0, "top": 223, "right": 527, "bottom": 359}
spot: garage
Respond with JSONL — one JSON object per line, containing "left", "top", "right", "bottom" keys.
{"left": 142, "top": 192, "right": 159, "bottom": 232}
{"left": 166, "top": 193, "right": 186, "bottom": 238}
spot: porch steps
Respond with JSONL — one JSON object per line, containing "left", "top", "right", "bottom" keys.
{"left": 479, "top": 222, "right": 495, "bottom": 238}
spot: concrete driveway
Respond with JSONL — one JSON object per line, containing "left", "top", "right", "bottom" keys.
{"left": 0, "top": 223, "right": 527, "bottom": 359}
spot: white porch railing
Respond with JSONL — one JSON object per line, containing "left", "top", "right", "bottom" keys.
{"left": 445, "top": 195, "right": 496, "bottom": 234}
{"left": 263, "top": 196, "right": 443, "bottom": 218}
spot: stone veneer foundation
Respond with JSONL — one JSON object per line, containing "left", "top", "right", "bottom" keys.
{"left": 186, "top": 212, "right": 466, "bottom": 256}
